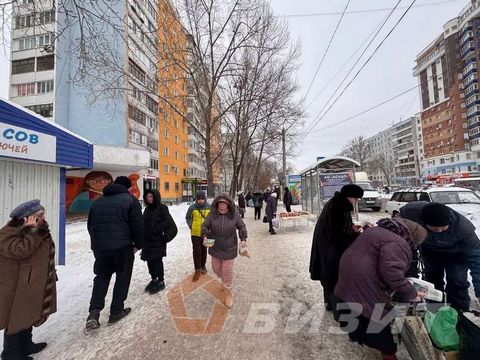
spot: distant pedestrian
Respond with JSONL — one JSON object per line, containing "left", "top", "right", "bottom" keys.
{"left": 185, "top": 191, "right": 211, "bottom": 282}
{"left": 283, "top": 187, "right": 293, "bottom": 213}
{"left": 245, "top": 192, "right": 253, "bottom": 207}
{"left": 85, "top": 176, "right": 144, "bottom": 332}
{"left": 252, "top": 191, "right": 264, "bottom": 220}
{"left": 238, "top": 192, "right": 246, "bottom": 219}
{"left": 266, "top": 192, "right": 278, "bottom": 235}
{"left": 0, "top": 200, "right": 56, "bottom": 360}
{"left": 334, "top": 218, "right": 427, "bottom": 360}
{"left": 141, "top": 189, "right": 178, "bottom": 294}
{"left": 202, "top": 193, "right": 249, "bottom": 309}
{"left": 309, "top": 184, "right": 364, "bottom": 311}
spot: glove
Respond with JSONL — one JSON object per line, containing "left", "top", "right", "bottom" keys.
{"left": 239, "top": 241, "right": 250, "bottom": 258}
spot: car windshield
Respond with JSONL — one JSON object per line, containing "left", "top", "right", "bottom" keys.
{"left": 357, "top": 183, "right": 374, "bottom": 190}
{"left": 429, "top": 191, "right": 480, "bottom": 205}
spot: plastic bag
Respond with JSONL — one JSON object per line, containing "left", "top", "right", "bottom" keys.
{"left": 272, "top": 218, "right": 279, "bottom": 230}
{"left": 239, "top": 241, "right": 250, "bottom": 258}
{"left": 424, "top": 306, "right": 460, "bottom": 351}
{"left": 248, "top": 199, "right": 254, "bottom": 207}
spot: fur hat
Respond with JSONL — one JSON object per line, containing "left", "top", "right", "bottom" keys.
{"left": 114, "top": 176, "right": 132, "bottom": 189}
{"left": 422, "top": 203, "right": 452, "bottom": 227}
{"left": 340, "top": 184, "right": 364, "bottom": 198}
{"left": 9, "top": 199, "right": 44, "bottom": 219}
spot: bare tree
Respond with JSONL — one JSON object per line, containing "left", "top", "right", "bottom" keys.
{"left": 367, "top": 154, "right": 394, "bottom": 186}
{"left": 342, "top": 136, "right": 369, "bottom": 171}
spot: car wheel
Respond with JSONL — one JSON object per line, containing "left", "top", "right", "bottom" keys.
{"left": 392, "top": 211, "right": 400, "bottom": 218}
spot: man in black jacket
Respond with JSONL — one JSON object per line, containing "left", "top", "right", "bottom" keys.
{"left": 85, "top": 176, "right": 144, "bottom": 331}
{"left": 400, "top": 201, "right": 480, "bottom": 311}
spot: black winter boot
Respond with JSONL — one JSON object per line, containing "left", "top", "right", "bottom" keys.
{"left": 144, "top": 279, "right": 156, "bottom": 292}
{"left": 2, "top": 329, "right": 33, "bottom": 360}
{"left": 148, "top": 279, "right": 166, "bottom": 294}
{"left": 21, "top": 327, "right": 47, "bottom": 355}
{"left": 108, "top": 308, "right": 131, "bottom": 325}
{"left": 85, "top": 310, "right": 101, "bottom": 330}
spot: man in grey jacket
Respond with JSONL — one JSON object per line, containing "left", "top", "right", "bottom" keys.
{"left": 400, "top": 201, "right": 480, "bottom": 310}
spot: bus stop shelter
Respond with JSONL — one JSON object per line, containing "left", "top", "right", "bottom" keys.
{"left": 299, "top": 156, "right": 361, "bottom": 216}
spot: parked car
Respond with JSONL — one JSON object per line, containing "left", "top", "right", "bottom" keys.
{"left": 385, "top": 187, "right": 480, "bottom": 217}
{"left": 356, "top": 182, "right": 382, "bottom": 212}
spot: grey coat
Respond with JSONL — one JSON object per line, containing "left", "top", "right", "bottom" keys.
{"left": 202, "top": 193, "right": 248, "bottom": 260}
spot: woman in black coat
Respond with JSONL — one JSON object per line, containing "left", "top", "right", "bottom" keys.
{"left": 142, "top": 189, "right": 178, "bottom": 294}
{"left": 309, "top": 184, "right": 364, "bottom": 311}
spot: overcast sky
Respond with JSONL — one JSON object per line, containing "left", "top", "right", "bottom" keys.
{"left": 0, "top": 0, "right": 469, "bottom": 173}
{"left": 269, "top": 0, "right": 467, "bottom": 173}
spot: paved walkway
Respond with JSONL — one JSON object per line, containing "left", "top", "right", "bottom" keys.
{"left": 2, "top": 206, "right": 411, "bottom": 360}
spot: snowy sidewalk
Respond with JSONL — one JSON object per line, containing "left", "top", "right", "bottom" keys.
{"left": 1, "top": 206, "right": 410, "bottom": 360}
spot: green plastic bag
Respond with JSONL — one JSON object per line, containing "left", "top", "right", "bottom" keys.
{"left": 424, "top": 306, "right": 460, "bottom": 351}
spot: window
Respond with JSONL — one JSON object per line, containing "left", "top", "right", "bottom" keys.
{"left": 15, "top": 14, "right": 31, "bottom": 29}
{"left": 129, "top": 129, "right": 147, "bottom": 146}
{"left": 146, "top": 95, "right": 158, "bottom": 114}
{"left": 164, "top": 164, "right": 169, "bottom": 173}
{"left": 26, "top": 103, "right": 53, "bottom": 117}
{"left": 183, "top": 168, "right": 187, "bottom": 177}
{"left": 418, "top": 192, "right": 430, "bottom": 202}
{"left": 150, "top": 158, "right": 158, "bottom": 170}
{"left": 12, "top": 58, "right": 34, "bottom": 74}
{"left": 128, "top": 104, "right": 147, "bottom": 126}
{"left": 37, "top": 55, "right": 54, "bottom": 71}
{"left": 38, "top": 10, "right": 55, "bottom": 25}
{"left": 128, "top": 58, "right": 145, "bottom": 83}
{"left": 16, "top": 83, "right": 35, "bottom": 96}
{"left": 164, "top": 129, "right": 169, "bottom": 139}
{"left": 399, "top": 192, "right": 416, "bottom": 202}
{"left": 164, "top": 182, "right": 170, "bottom": 192}
{"left": 175, "top": 150, "right": 179, "bottom": 160}
{"left": 175, "top": 182, "right": 180, "bottom": 192}
{"left": 164, "top": 147, "right": 169, "bottom": 156}
{"left": 37, "top": 80, "right": 54, "bottom": 94}
{"left": 174, "top": 135, "right": 179, "bottom": 144}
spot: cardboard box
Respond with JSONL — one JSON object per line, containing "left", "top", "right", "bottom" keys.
{"left": 433, "top": 347, "right": 459, "bottom": 360}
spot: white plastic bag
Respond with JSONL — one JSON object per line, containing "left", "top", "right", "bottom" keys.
{"left": 272, "top": 218, "right": 279, "bottom": 230}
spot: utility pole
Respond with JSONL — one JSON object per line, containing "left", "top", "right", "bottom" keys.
{"left": 282, "top": 127, "right": 287, "bottom": 189}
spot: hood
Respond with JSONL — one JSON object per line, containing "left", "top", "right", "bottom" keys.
{"left": 362, "top": 189, "right": 380, "bottom": 198}
{"left": 446, "top": 203, "right": 480, "bottom": 217}
{"left": 103, "top": 183, "right": 129, "bottom": 196}
{"left": 144, "top": 189, "right": 161, "bottom": 208}
{"left": 332, "top": 191, "right": 354, "bottom": 212}
{"left": 211, "top": 193, "right": 236, "bottom": 219}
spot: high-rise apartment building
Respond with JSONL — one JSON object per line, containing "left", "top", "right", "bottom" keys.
{"left": 9, "top": 0, "right": 161, "bottom": 211}
{"left": 366, "top": 128, "right": 395, "bottom": 185}
{"left": 391, "top": 117, "right": 422, "bottom": 185}
{"left": 157, "top": 0, "right": 189, "bottom": 202}
{"left": 413, "top": 17, "right": 478, "bottom": 179}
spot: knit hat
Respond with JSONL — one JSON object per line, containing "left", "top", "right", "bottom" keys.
{"left": 196, "top": 190, "right": 206, "bottom": 200}
{"left": 9, "top": 199, "right": 44, "bottom": 219}
{"left": 114, "top": 176, "right": 132, "bottom": 189}
{"left": 422, "top": 203, "right": 452, "bottom": 227}
{"left": 340, "top": 184, "right": 364, "bottom": 198}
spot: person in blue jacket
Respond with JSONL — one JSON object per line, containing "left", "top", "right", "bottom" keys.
{"left": 400, "top": 201, "right": 480, "bottom": 310}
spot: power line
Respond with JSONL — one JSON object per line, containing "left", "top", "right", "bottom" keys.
{"left": 303, "top": 0, "right": 351, "bottom": 100}
{"left": 309, "top": 70, "right": 448, "bottom": 136}
{"left": 281, "top": 0, "right": 463, "bottom": 18}
{"left": 302, "top": 0, "right": 402, "bottom": 138}
{"left": 305, "top": 12, "right": 388, "bottom": 110}
{"left": 301, "top": 0, "right": 417, "bottom": 141}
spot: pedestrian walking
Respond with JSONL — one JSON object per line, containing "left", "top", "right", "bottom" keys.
{"left": 238, "top": 192, "right": 246, "bottom": 219}
{"left": 185, "top": 191, "right": 211, "bottom": 282}
{"left": 85, "top": 176, "right": 144, "bottom": 332}
{"left": 0, "top": 200, "right": 56, "bottom": 360}
{"left": 265, "top": 192, "right": 278, "bottom": 234}
{"left": 309, "top": 184, "right": 364, "bottom": 311}
{"left": 283, "top": 187, "right": 293, "bottom": 213}
{"left": 141, "top": 189, "right": 178, "bottom": 294}
{"left": 400, "top": 201, "right": 480, "bottom": 311}
{"left": 201, "top": 193, "right": 249, "bottom": 309}
{"left": 334, "top": 218, "right": 427, "bottom": 360}
{"left": 252, "top": 191, "right": 264, "bottom": 220}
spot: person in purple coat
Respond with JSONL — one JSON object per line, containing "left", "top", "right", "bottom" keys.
{"left": 334, "top": 218, "right": 427, "bottom": 360}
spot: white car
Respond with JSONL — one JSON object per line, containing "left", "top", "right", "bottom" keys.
{"left": 385, "top": 187, "right": 480, "bottom": 218}
{"left": 356, "top": 182, "right": 382, "bottom": 212}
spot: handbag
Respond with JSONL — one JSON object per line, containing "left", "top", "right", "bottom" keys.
{"left": 262, "top": 215, "right": 268, "bottom": 223}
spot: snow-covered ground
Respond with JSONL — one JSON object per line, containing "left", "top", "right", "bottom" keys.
{"left": 0, "top": 205, "right": 429, "bottom": 359}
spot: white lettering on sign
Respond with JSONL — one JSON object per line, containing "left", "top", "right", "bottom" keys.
{"left": 0, "top": 122, "right": 56, "bottom": 163}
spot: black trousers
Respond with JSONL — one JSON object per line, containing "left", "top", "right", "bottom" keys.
{"left": 254, "top": 207, "right": 261, "bottom": 220}
{"left": 335, "top": 303, "right": 397, "bottom": 355}
{"left": 191, "top": 236, "right": 207, "bottom": 271}
{"left": 147, "top": 258, "right": 164, "bottom": 281}
{"left": 89, "top": 245, "right": 134, "bottom": 315}
{"left": 269, "top": 220, "right": 274, "bottom": 232}
{"left": 2, "top": 327, "right": 33, "bottom": 359}
{"left": 422, "top": 248, "right": 470, "bottom": 311}
{"left": 285, "top": 204, "right": 292, "bottom": 212}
